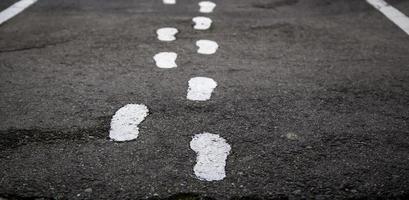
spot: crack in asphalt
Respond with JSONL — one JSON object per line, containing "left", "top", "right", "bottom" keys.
{"left": 0, "top": 39, "right": 73, "bottom": 54}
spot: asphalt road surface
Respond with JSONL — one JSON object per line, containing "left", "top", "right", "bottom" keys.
{"left": 1, "top": 0, "right": 409, "bottom": 199}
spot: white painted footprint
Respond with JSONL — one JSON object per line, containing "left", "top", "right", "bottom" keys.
{"left": 157, "top": 27, "right": 178, "bottom": 42}
{"left": 192, "top": 16, "right": 212, "bottom": 30}
{"left": 190, "top": 132, "right": 231, "bottom": 181}
{"left": 163, "top": 0, "right": 176, "bottom": 5}
{"left": 196, "top": 40, "right": 218, "bottom": 55}
{"left": 153, "top": 52, "right": 177, "bottom": 68}
{"left": 199, "top": 1, "right": 216, "bottom": 13}
{"left": 109, "top": 104, "right": 149, "bottom": 142}
{"left": 187, "top": 77, "right": 217, "bottom": 101}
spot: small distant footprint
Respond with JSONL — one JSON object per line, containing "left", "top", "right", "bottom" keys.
{"left": 192, "top": 16, "right": 212, "bottom": 30}
{"left": 190, "top": 132, "right": 231, "bottom": 181}
{"left": 157, "top": 27, "right": 178, "bottom": 41}
{"left": 187, "top": 77, "right": 217, "bottom": 101}
{"left": 199, "top": 1, "right": 216, "bottom": 13}
{"left": 109, "top": 104, "right": 149, "bottom": 142}
{"left": 154, "top": 52, "right": 178, "bottom": 68}
{"left": 196, "top": 40, "right": 218, "bottom": 54}
{"left": 163, "top": 0, "right": 176, "bottom": 5}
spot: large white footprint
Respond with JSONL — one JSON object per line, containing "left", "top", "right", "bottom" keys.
{"left": 190, "top": 132, "right": 231, "bottom": 181}
{"left": 157, "top": 27, "right": 178, "bottom": 42}
{"left": 163, "top": 0, "right": 176, "bottom": 5}
{"left": 196, "top": 40, "right": 218, "bottom": 54}
{"left": 187, "top": 77, "right": 217, "bottom": 101}
{"left": 109, "top": 104, "right": 149, "bottom": 142}
{"left": 192, "top": 17, "right": 212, "bottom": 30}
{"left": 199, "top": 1, "right": 216, "bottom": 13}
{"left": 154, "top": 52, "right": 178, "bottom": 68}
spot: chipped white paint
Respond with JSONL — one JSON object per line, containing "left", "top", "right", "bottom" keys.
{"left": 367, "top": 0, "right": 409, "bottom": 35}
{"left": 153, "top": 52, "right": 177, "bottom": 68}
{"left": 192, "top": 16, "right": 212, "bottom": 30}
{"left": 109, "top": 104, "right": 149, "bottom": 142}
{"left": 187, "top": 77, "right": 217, "bottom": 101}
{"left": 163, "top": 0, "right": 176, "bottom": 5}
{"left": 199, "top": 1, "right": 216, "bottom": 13}
{"left": 190, "top": 133, "right": 231, "bottom": 181}
{"left": 156, "top": 27, "right": 178, "bottom": 42}
{"left": 196, "top": 40, "right": 219, "bottom": 54}
{"left": 0, "top": 0, "right": 37, "bottom": 25}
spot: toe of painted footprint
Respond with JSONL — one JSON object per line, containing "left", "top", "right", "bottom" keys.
{"left": 154, "top": 52, "right": 178, "bottom": 68}
{"left": 109, "top": 104, "right": 149, "bottom": 142}
{"left": 157, "top": 27, "right": 178, "bottom": 42}
{"left": 163, "top": 0, "right": 176, "bottom": 5}
{"left": 192, "top": 16, "right": 212, "bottom": 30}
{"left": 196, "top": 40, "right": 218, "bottom": 54}
{"left": 190, "top": 132, "right": 231, "bottom": 181}
{"left": 199, "top": 1, "right": 216, "bottom": 13}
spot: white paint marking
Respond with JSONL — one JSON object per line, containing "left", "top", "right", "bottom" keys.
{"left": 0, "top": 0, "right": 37, "bottom": 25}
{"left": 199, "top": 1, "right": 216, "bottom": 13}
{"left": 109, "top": 104, "right": 149, "bottom": 142}
{"left": 196, "top": 40, "right": 219, "bottom": 55}
{"left": 157, "top": 27, "right": 178, "bottom": 42}
{"left": 187, "top": 77, "right": 217, "bottom": 101}
{"left": 367, "top": 0, "right": 409, "bottom": 35}
{"left": 154, "top": 52, "right": 178, "bottom": 68}
{"left": 163, "top": 0, "right": 176, "bottom": 5}
{"left": 190, "top": 133, "right": 231, "bottom": 181}
{"left": 192, "top": 16, "right": 212, "bottom": 30}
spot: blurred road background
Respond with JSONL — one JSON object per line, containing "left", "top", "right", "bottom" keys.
{"left": 1, "top": 0, "right": 409, "bottom": 199}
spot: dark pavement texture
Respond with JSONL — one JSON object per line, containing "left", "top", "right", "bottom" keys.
{"left": 0, "top": 0, "right": 409, "bottom": 199}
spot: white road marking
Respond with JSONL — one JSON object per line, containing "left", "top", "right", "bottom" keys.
{"left": 196, "top": 40, "right": 219, "bottom": 54}
{"left": 190, "top": 132, "right": 231, "bottom": 181}
{"left": 157, "top": 27, "right": 178, "bottom": 42}
{"left": 192, "top": 16, "right": 212, "bottom": 30}
{"left": 367, "top": 0, "right": 409, "bottom": 35}
{"left": 187, "top": 77, "right": 217, "bottom": 101}
{"left": 199, "top": 1, "right": 216, "bottom": 13}
{"left": 109, "top": 104, "right": 149, "bottom": 142}
{"left": 0, "top": 0, "right": 37, "bottom": 25}
{"left": 163, "top": 0, "right": 176, "bottom": 5}
{"left": 154, "top": 52, "right": 178, "bottom": 68}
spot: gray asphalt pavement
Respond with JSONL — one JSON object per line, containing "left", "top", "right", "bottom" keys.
{"left": 1, "top": 0, "right": 409, "bottom": 199}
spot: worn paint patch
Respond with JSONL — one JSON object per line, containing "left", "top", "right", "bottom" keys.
{"left": 199, "top": 1, "right": 216, "bottom": 13}
{"left": 190, "top": 132, "right": 231, "bottom": 181}
{"left": 109, "top": 104, "right": 149, "bottom": 142}
{"left": 187, "top": 77, "right": 217, "bottom": 101}
{"left": 192, "top": 16, "right": 212, "bottom": 30}
{"left": 196, "top": 40, "right": 218, "bottom": 54}
{"left": 154, "top": 52, "right": 178, "bottom": 68}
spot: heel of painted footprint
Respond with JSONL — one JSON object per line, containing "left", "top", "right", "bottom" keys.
{"left": 190, "top": 132, "right": 231, "bottom": 181}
